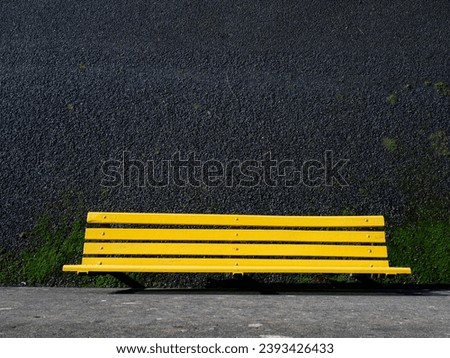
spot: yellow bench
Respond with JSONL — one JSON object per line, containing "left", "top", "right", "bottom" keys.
{"left": 63, "top": 212, "right": 411, "bottom": 285}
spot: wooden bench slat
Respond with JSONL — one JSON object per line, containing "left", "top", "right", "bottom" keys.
{"left": 87, "top": 212, "right": 385, "bottom": 227}
{"left": 83, "top": 242, "right": 388, "bottom": 258}
{"left": 63, "top": 264, "right": 412, "bottom": 275}
{"left": 85, "top": 228, "right": 386, "bottom": 243}
{"left": 79, "top": 257, "right": 390, "bottom": 268}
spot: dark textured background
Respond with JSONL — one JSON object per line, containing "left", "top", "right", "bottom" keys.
{"left": 1, "top": 0, "right": 449, "bottom": 249}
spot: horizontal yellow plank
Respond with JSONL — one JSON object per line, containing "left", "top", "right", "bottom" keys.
{"left": 83, "top": 242, "right": 387, "bottom": 258}
{"left": 63, "top": 263, "right": 411, "bottom": 275}
{"left": 85, "top": 228, "right": 385, "bottom": 243}
{"left": 80, "top": 257, "right": 390, "bottom": 268}
{"left": 87, "top": 212, "right": 385, "bottom": 227}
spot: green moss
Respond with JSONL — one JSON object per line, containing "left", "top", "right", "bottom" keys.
{"left": 429, "top": 130, "right": 450, "bottom": 156}
{"left": 0, "top": 217, "right": 85, "bottom": 286}
{"left": 382, "top": 137, "right": 397, "bottom": 152}
{"left": 0, "top": 192, "right": 87, "bottom": 287}
{"left": 93, "top": 275, "right": 123, "bottom": 287}
{"left": 2, "top": 214, "right": 125, "bottom": 287}
{"left": 0, "top": 249, "right": 21, "bottom": 284}
{"left": 434, "top": 81, "right": 450, "bottom": 96}
{"left": 298, "top": 275, "right": 314, "bottom": 284}
{"left": 341, "top": 208, "right": 356, "bottom": 216}
{"left": 20, "top": 216, "right": 85, "bottom": 285}
{"left": 358, "top": 187, "right": 369, "bottom": 197}
{"left": 100, "top": 186, "right": 111, "bottom": 199}
{"left": 387, "top": 93, "right": 398, "bottom": 105}
{"left": 387, "top": 220, "right": 450, "bottom": 284}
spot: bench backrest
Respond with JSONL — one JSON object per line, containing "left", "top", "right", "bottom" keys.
{"left": 78, "top": 212, "right": 393, "bottom": 273}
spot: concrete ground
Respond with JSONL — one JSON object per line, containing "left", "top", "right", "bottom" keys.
{"left": 0, "top": 287, "right": 449, "bottom": 338}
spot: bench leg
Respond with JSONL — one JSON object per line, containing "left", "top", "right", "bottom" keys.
{"left": 110, "top": 273, "right": 145, "bottom": 289}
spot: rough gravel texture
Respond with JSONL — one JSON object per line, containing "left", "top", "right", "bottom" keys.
{"left": 1, "top": 0, "right": 449, "bottom": 250}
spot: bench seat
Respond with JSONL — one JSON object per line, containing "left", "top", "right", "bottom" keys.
{"left": 63, "top": 212, "right": 411, "bottom": 277}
